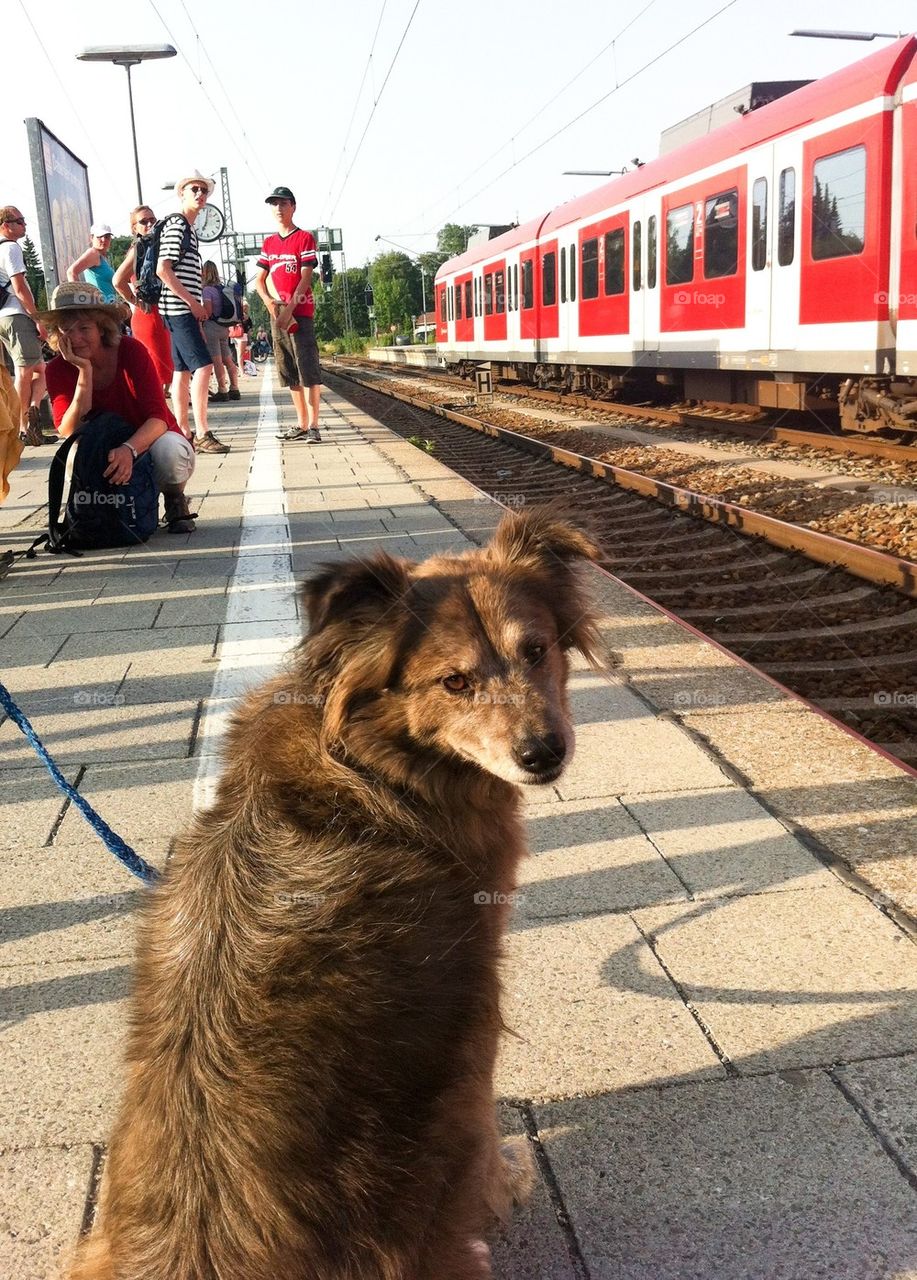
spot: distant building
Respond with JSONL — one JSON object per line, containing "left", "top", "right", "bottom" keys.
{"left": 412, "top": 311, "right": 437, "bottom": 342}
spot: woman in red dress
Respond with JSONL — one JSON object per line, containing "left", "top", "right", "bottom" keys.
{"left": 112, "top": 204, "right": 174, "bottom": 394}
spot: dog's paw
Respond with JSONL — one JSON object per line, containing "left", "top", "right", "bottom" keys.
{"left": 466, "top": 1238, "right": 493, "bottom": 1277}
{"left": 500, "top": 1134, "right": 537, "bottom": 1206}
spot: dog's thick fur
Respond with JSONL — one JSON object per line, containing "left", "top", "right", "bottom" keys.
{"left": 68, "top": 508, "right": 601, "bottom": 1280}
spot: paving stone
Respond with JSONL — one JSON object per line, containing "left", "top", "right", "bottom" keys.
{"left": 835, "top": 1052, "right": 917, "bottom": 1180}
{"left": 536, "top": 1072, "right": 917, "bottom": 1280}
{"left": 635, "top": 885, "right": 917, "bottom": 1074}
{"left": 0, "top": 958, "right": 131, "bottom": 1147}
{"left": 0, "top": 699, "right": 200, "bottom": 769}
{"left": 1, "top": 767, "right": 80, "bottom": 851}
{"left": 519, "top": 797, "right": 687, "bottom": 918}
{"left": 0, "top": 1144, "right": 95, "bottom": 1279}
{"left": 621, "top": 787, "right": 833, "bottom": 899}
{"left": 54, "top": 759, "right": 200, "bottom": 845}
{"left": 496, "top": 914, "right": 724, "bottom": 1102}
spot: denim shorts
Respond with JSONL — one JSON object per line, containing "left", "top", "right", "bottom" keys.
{"left": 164, "top": 312, "right": 212, "bottom": 374}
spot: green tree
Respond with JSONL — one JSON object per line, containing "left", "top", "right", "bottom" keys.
{"left": 370, "top": 251, "right": 422, "bottom": 337}
{"left": 21, "top": 236, "right": 47, "bottom": 309}
{"left": 247, "top": 289, "right": 270, "bottom": 334}
{"left": 436, "top": 224, "right": 477, "bottom": 257}
{"left": 313, "top": 265, "right": 371, "bottom": 342}
{"left": 109, "top": 235, "right": 133, "bottom": 274}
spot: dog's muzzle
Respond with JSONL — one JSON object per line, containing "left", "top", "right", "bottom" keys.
{"left": 513, "top": 732, "right": 566, "bottom": 779}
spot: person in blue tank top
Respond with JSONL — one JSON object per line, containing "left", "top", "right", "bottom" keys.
{"left": 67, "top": 223, "right": 117, "bottom": 302}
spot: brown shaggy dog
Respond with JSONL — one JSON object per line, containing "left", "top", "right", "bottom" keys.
{"left": 68, "top": 507, "right": 601, "bottom": 1280}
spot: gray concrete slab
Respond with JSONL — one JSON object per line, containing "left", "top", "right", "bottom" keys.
{"left": 497, "top": 913, "right": 725, "bottom": 1102}
{"left": 2, "top": 767, "right": 79, "bottom": 851}
{"left": 519, "top": 797, "right": 688, "bottom": 918}
{"left": 0, "top": 699, "right": 200, "bottom": 769}
{"left": 620, "top": 786, "right": 835, "bottom": 899}
{"left": 535, "top": 1072, "right": 917, "bottom": 1280}
{"left": 0, "top": 1145, "right": 95, "bottom": 1279}
{"left": 835, "top": 1052, "right": 917, "bottom": 1180}
{"left": 53, "top": 759, "right": 200, "bottom": 846}
{"left": 634, "top": 884, "right": 917, "bottom": 1073}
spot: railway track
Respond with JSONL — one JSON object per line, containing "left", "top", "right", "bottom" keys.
{"left": 342, "top": 356, "right": 917, "bottom": 465}
{"left": 325, "top": 364, "right": 917, "bottom": 773}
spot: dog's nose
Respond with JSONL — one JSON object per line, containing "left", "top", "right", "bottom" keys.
{"left": 515, "top": 733, "right": 566, "bottom": 774}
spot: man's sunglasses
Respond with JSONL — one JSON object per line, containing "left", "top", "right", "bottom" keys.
{"left": 4, "top": 216, "right": 25, "bottom": 225}
{"left": 187, "top": 185, "right": 209, "bottom": 195}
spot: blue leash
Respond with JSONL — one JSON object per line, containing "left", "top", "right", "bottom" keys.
{"left": 0, "top": 679, "right": 160, "bottom": 884}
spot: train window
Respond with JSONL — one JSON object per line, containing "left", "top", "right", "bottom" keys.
{"left": 464, "top": 279, "right": 472, "bottom": 317}
{"left": 752, "top": 178, "right": 767, "bottom": 271}
{"left": 484, "top": 273, "right": 494, "bottom": 316}
{"left": 448, "top": 286, "right": 454, "bottom": 321}
{"left": 514, "top": 263, "right": 519, "bottom": 310}
{"left": 604, "top": 229, "right": 625, "bottom": 295}
{"left": 704, "top": 188, "right": 738, "bottom": 279}
{"left": 560, "top": 247, "right": 567, "bottom": 303}
{"left": 582, "top": 237, "right": 599, "bottom": 299}
{"left": 569, "top": 245, "right": 576, "bottom": 302}
{"left": 455, "top": 282, "right": 462, "bottom": 321}
{"left": 543, "top": 251, "right": 557, "bottom": 306}
{"left": 495, "top": 269, "right": 505, "bottom": 314}
{"left": 440, "top": 289, "right": 446, "bottom": 322}
{"left": 475, "top": 277, "right": 480, "bottom": 316}
{"left": 522, "top": 259, "right": 533, "bottom": 308}
{"left": 778, "top": 168, "right": 795, "bottom": 266}
{"left": 812, "top": 145, "right": 866, "bottom": 260}
{"left": 647, "top": 216, "right": 657, "bottom": 289}
{"left": 633, "top": 221, "right": 642, "bottom": 292}
{"left": 666, "top": 204, "right": 694, "bottom": 285}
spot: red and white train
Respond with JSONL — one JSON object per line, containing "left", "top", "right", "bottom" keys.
{"left": 434, "top": 36, "right": 917, "bottom": 434}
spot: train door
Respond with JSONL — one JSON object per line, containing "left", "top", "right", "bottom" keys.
{"left": 769, "top": 140, "right": 801, "bottom": 352}
{"left": 745, "top": 163, "right": 771, "bottom": 352}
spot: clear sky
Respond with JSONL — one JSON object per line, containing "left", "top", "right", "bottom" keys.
{"left": 5, "top": 0, "right": 916, "bottom": 281}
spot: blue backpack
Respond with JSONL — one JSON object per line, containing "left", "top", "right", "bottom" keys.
{"left": 38, "top": 413, "right": 159, "bottom": 553}
{"left": 135, "top": 216, "right": 192, "bottom": 308}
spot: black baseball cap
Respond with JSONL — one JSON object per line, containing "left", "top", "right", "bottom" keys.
{"left": 265, "top": 186, "right": 295, "bottom": 204}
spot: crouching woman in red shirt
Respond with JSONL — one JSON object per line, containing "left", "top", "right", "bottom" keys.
{"left": 42, "top": 283, "right": 196, "bottom": 533}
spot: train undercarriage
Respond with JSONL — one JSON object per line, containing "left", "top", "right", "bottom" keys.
{"left": 446, "top": 359, "right": 917, "bottom": 436}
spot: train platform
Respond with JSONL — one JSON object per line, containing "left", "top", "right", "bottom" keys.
{"left": 2, "top": 366, "right": 917, "bottom": 1279}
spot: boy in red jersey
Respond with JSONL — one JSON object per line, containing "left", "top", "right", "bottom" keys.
{"left": 255, "top": 186, "right": 322, "bottom": 443}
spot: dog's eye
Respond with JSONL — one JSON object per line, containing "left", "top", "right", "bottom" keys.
{"left": 442, "top": 673, "right": 469, "bottom": 692}
{"left": 524, "top": 643, "right": 546, "bottom": 664}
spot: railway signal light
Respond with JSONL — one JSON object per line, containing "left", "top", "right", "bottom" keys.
{"left": 320, "top": 253, "right": 333, "bottom": 286}
{"left": 364, "top": 285, "right": 374, "bottom": 307}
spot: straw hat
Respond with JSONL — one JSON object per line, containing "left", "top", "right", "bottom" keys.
{"left": 174, "top": 170, "right": 215, "bottom": 200}
{"left": 38, "top": 282, "right": 128, "bottom": 326}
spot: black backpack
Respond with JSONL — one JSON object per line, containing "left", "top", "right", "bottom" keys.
{"left": 28, "top": 413, "right": 160, "bottom": 555}
{"left": 215, "top": 282, "right": 243, "bottom": 326}
{"left": 135, "top": 216, "right": 192, "bottom": 308}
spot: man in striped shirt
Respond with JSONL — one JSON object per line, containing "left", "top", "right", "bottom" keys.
{"left": 156, "top": 171, "right": 228, "bottom": 454}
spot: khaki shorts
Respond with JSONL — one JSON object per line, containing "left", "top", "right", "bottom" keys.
{"left": 271, "top": 315, "right": 321, "bottom": 389}
{"left": 0, "top": 312, "right": 43, "bottom": 367}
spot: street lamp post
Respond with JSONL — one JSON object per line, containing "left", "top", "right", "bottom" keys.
{"left": 77, "top": 44, "right": 177, "bottom": 204}
{"left": 790, "top": 29, "right": 903, "bottom": 40}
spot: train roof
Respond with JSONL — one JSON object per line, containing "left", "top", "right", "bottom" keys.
{"left": 436, "top": 34, "right": 916, "bottom": 282}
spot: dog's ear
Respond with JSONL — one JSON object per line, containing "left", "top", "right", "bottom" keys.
{"left": 488, "top": 505, "right": 602, "bottom": 568}
{"left": 489, "top": 505, "right": 604, "bottom": 666}
{"left": 304, "top": 552, "right": 413, "bottom": 636}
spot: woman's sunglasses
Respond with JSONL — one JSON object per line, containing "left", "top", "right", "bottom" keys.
{"left": 188, "top": 185, "right": 209, "bottom": 195}
{"left": 136, "top": 217, "right": 156, "bottom": 227}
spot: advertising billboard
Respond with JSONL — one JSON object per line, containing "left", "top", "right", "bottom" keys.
{"left": 25, "top": 118, "right": 93, "bottom": 293}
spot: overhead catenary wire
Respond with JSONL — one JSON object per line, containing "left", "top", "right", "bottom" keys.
{"left": 319, "top": 0, "right": 390, "bottom": 225}
{"left": 147, "top": 0, "right": 271, "bottom": 191}
{"left": 409, "top": 0, "right": 658, "bottom": 233}
{"left": 414, "top": 0, "right": 739, "bottom": 236}
{"left": 325, "top": 0, "right": 423, "bottom": 222}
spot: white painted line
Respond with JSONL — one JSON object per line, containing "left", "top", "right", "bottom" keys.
{"left": 193, "top": 368, "right": 301, "bottom": 810}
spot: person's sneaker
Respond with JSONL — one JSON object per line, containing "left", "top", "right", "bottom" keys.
{"left": 21, "top": 406, "right": 43, "bottom": 447}
{"left": 162, "top": 492, "right": 198, "bottom": 534}
{"left": 209, "top": 390, "right": 228, "bottom": 403}
{"left": 275, "top": 426, "right": 309, "bottom": 441}
{"left": 227, "top": 388, "right": 241, "bottom": 401}
{"left": 194, "top": 431, "right": 230, "bottom": 454}
{"left": 306, "top": 427, "right": 322, "bottom": 444}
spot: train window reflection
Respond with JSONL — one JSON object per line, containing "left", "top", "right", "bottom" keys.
{"left": 484, "top": 274, "right": 494, "bottom": 316}
{"left": 542, "top": 252, "right": 556, "bottom": 306}
{"left": 495, "top": 270, "right": 505, "bottom": 314}
{"left": 778, "top": 168, "right": 795, "bottom": 266}
{"left": 464, "top": 280, "right": 472, "bottom": 316}
{"left": 569, "top": 245, "right": 576, "bottom": 302}
{"left": 647, "top": 216, "right": 657, "bottom": 289}
{"left": 633, "top": 220, "right": 641, "bottom": 292}
{"left": 561, "top": 246, "right": 567, "bottom": 303}
{"left": 704, "top": 189, "right": 738, "bottom": 279}
{"left": 604, "top": 229, "right": 625, "bottom": 295}
{"left": 812, "top": 145, "right": 866, "bottom": 260}
{"left": 455, "top": 281, "right": 462, "bottom": 320}
{"left": 582, "top": 237, "right": 599, "bottom": 299}
{"left": 522, "top": 259, "right": 533, "bottom": 309}
{"left": 752, "top": 178, "right": 767, "bottom": 271}
{"left": 666, "top": 204, "right": 693, "bottom": 285}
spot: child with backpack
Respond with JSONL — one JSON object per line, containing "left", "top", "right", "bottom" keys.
{"left": 201, "top": 261, "right": 241, "bottom": 402}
